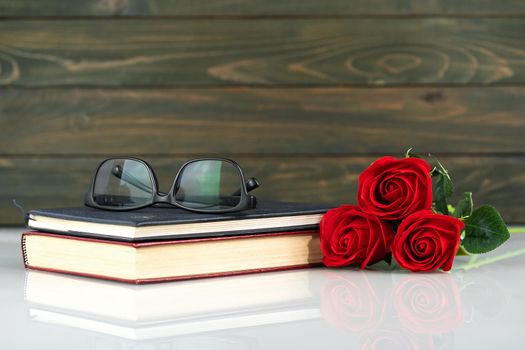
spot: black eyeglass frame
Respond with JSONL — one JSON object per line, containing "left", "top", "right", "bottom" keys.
{"left": 84, "top": 157, "right": 258, "bottom": 213}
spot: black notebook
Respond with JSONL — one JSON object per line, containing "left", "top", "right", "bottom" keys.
{"left": 27, "top": 200, "right": 331, "bottom": 241}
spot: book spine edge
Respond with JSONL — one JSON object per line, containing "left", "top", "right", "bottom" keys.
{"left": 21, "top": 233, "right": 29, "bottom": 266}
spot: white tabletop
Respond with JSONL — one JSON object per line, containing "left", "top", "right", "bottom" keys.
{"left": 1, "top": 228, "right": 525, "bottom": 349}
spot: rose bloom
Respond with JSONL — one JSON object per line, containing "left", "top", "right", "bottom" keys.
{"left": 320, "top": 205, "right": 394, "bottom": 268}
{"left": 358, "top": 156, "right": 432, "bottom": 221}
{"left": 392, "top": 210, "right": 464, "bottom": 272}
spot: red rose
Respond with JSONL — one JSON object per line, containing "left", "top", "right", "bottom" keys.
{"left": 392, "top": 210, "right": 464, "bottom": 272}
{"left": 357, "top": 156, "right": 432, "bottom": 220}
{"left": 393, "top": 274, "right": 463, "bottom": 333}
{"left": 320, "top": 205, "right": 394, "bottom": 268}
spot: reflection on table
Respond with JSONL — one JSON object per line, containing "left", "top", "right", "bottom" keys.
{"left": 23, "top": 245, "right": 514, "bottom": 349}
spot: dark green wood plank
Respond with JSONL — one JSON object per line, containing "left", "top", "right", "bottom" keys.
{"left": 1, "top": 18, "right": 525, "bottom": 87}
{"left": 1, "top": 156, "right": 523, "bottom": 224}
{"left": 1, "top": 87, "right": 524, "bottom": 155}
{"left": 2, "top": 0, "right": 525, "bottom": 16}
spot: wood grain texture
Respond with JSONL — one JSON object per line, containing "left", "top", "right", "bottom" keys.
{"left": 0, "top": 18, "right": 524, "bottom": 87}
{"left": 1, "top": 87, "right": 524, "bottom": 155}
{"left": 2, "top": 1, "right": 525, "bottom": 16}
{"left": 1, "top": 156, "right": 523, "bottom": 224}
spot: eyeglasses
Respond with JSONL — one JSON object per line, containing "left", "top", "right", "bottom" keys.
{"left": 84, "top": 157, "right": 259, "bottom": 213}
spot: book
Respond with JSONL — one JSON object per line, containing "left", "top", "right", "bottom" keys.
{"left": 25, "top": 269, "right": 322, "bottom": 339}
{"left": 22, "top": 230, "right": 322, "bottom": 284}
{"left": 27, "top": 200, "right": 329, "bottom": 241}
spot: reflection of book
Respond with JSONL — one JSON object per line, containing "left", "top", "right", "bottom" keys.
{"left": 25, "top": 270, "right": 322, "bottom": 340}
{"left": 22, "top": 230, "right": 321, "bottom": 283}
{"left": 28, "top": 307, "right": 322, "bottom": 340}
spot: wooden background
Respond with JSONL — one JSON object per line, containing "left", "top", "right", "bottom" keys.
{"left": 0, "top": 1, "right": 524, "bottom": 225}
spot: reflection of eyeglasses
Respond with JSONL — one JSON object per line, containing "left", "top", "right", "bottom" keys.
{"left": 84, "top": 157, "right": 260, "bottom": 213}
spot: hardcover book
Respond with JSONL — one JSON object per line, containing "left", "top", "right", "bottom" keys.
{"left": 27, "top": 200, "right": 330, "bottom": 241}
{"left": 22, "top": 230, "right": 322, "bottom": 284}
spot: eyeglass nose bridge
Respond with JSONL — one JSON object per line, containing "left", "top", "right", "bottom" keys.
{"left": 155, "top": 192, "right": 170, "bottom": 201}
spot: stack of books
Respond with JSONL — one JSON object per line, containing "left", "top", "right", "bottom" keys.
{"left": 22, "top": 200, "right": 329, "bottom": 284}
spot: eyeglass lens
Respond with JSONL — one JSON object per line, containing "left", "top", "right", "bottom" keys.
{"left": 93, "top": 159, "right": 155, "bottom": 208}
{"left": 173, "top": 160, "right": 243, "bottom": 210}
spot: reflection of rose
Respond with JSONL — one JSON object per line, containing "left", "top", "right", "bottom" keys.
{"left": 393, "top": 275, "right": 462, "bottom": 333}
{"left": 320, "top": 271, "right": 386, "bottom": 332}
{"left": 360, "top": 328, "right": 434, "bottom": 350}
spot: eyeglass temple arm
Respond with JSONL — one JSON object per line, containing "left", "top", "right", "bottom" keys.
{"left": 112, "top": 165, "right": 154, "bottom": 193}
{"left": 232, "top": 177, "right": 260, "bottom": 196}
{"left": 113, "top": 166, "right": 260, "bottom": 197}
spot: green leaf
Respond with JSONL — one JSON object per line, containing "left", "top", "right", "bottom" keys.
{"left": 463, "top": 205, "right": 510, "bottom": 254}
{"left": 454, "top": 192, "right": 473, "bottom": 218}
{"left": 433, "top": 172, "right": 453, "bottom": 215}
{"left": 431, "top": 158, "right": 453, "bottom": 196}
{"left": 430, "top": 156, "right": 454, "bottom": 215}
{"left": 405, "top": 150, "right": 454, "bottom": 215}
